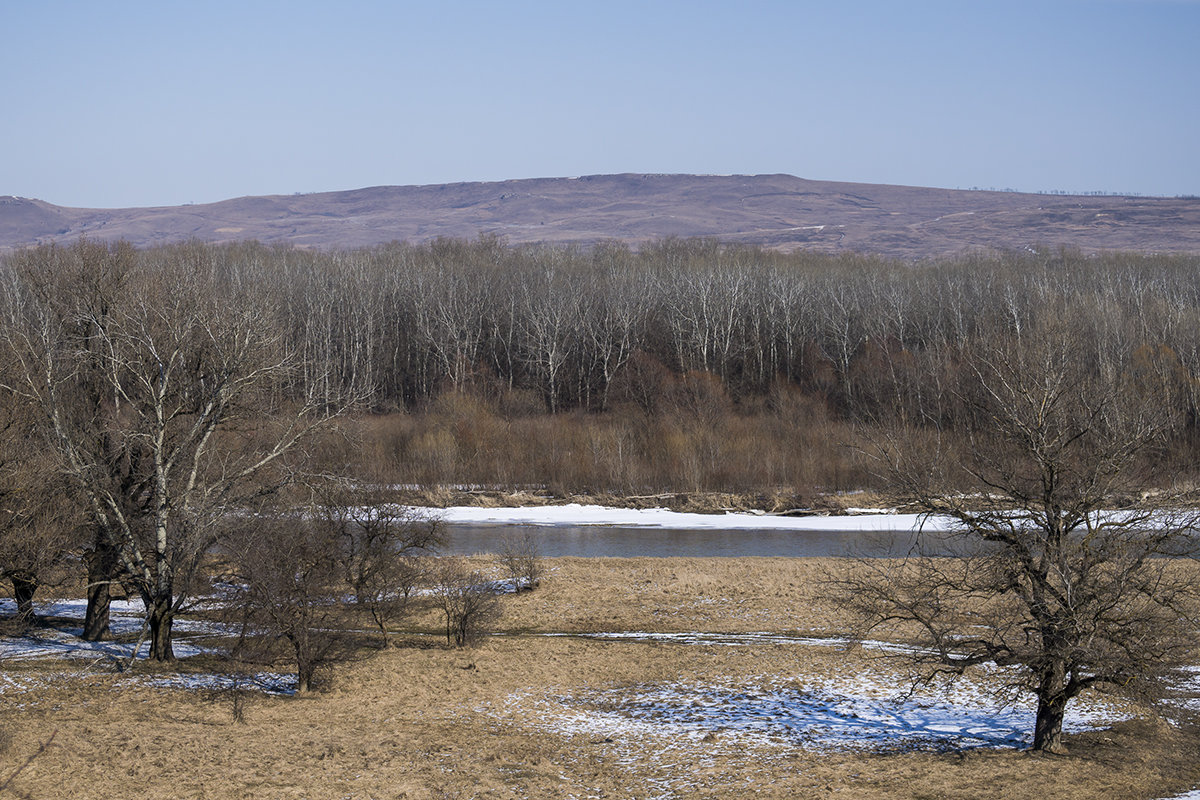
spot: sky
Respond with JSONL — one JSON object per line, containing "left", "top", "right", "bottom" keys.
{"left": 2, "top": 0, "right": 1197, "bottom": 208}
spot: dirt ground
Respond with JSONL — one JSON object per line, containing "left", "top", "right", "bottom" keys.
{"left": 2, "top": 557, "right": 1198, "bottom": 800}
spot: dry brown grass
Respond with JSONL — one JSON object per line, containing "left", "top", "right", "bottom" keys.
{"left": 2, "top": 558, "right": 1198, "bottom": 800}
{"left": 490, "top": 557, "right": 844, "bottom": 635}
{"left": 386, "top": 486, "right": 900, "bottom": 516}
{"left": 340, "top": 402, "right": 877, "bottom": 498}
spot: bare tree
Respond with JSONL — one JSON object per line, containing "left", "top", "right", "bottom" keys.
{"left": 844, "top": 325, "right": 1200, "bottom": 753}
{"left": 495, "top": 530, "right": 543, "bottom": 591}
{"left": 814, "top": 276, "right": 869, "bottom": 411}
{"left": 0, "top": 409, "right": 79, "bottom": 626}
{"left": 432, "top": 558, "right": 502, "bottom": 647}
{"left": 221, "top": 513, "right": 356, "bottom": 693}
{"left": 656, "top": 254, "right": 749, "bottom": 381}
{"left": 0, "top": 242, "right": 354, "bottom": 660}
{"left": 411, "top": 263, "right": 489, "bottom": 392}
{"left": 0, "top": 241, "right": 136, "bottom": 639}
{"left": 516, "top": 257, "right": 583, "bottom": 412}
{"left": 576, "top": 258, "right": 645, "bottom": 411}
{"left": 314, "top": 485, "right": 441, "bottom": 646}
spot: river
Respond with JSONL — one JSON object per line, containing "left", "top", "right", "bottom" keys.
{"left": 439, "top": 522, "right": 945, "bottom": 558}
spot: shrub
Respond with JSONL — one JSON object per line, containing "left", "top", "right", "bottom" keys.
{"left": 495, "top": 530, "right": 543, "bottom": 591}
{"left": 432, "top": 558, "right": 502, "bottom": 647}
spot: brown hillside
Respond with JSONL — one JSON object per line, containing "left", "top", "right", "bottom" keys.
{"left": 3, "top": 174, "right": 1198, "bottom": 258}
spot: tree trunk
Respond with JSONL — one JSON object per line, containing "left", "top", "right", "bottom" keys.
{"left": 11, "top": 575, "right": 38, "bottom": 624}
{"left": 83, "top": 533, "right": 119, "bottom": 641}
{"left": 370, "top": 608, "right": 390, "bottom": 648}
{"left": 147, "top": 597, "right": 175, "bottom": 661}
{"left": 1032, "top": 693, "right": 1069, "bottom": 754}
{"left": 83, "top": 579, "right": 112, "bottom": 641}
{"left": 293, "top": 637, "right": 314, "bottom": 693}
{"left": 297, "top": 662, "right": 314, "bottom": 693}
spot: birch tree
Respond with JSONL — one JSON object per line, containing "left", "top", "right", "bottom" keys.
{"left": 1, "top": 242, "right": 353, "bottom": 660}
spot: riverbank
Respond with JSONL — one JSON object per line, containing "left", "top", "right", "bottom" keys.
{"left": 391, "top": 486, "right": 899, "bottom": 515}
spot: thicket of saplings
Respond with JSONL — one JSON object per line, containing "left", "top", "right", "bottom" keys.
{"left": 2, "top": 237, "right": 1200, "bottom": 693}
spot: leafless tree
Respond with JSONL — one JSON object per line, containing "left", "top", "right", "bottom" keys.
{"left": 0, "top": 404, "right": 80, "bottom": 626}
{"left": 656, "top": 253, "right": 750, "bottom": 383}
{"left": 516, "top": 256, "right": 584, "bottom": 412}
{"left": 411, "top": 262, "right": 489, "bottom": 392}
{"left": 576, "top": 257, "right": 645, "bottom": 410}
{"left": 0, "top": 242, "right": 355, "bottom": 660}
{"left": 221, "top": 513, "right": 356, "bottom": 693}
{"left": 432, "top": 557, "right": 502, "bottom": 647}
{"left": 814, "top": 277, "right": 869, "bottom": 410}
{"left": 314, "top": 484, "right": 441, "bottom": 645}
{"left": 844, "top": 324, "right": 1200, "bottom": 753}
{"left": 495, "top": 530, "right": 543, "bottom": 591}
{"left": 0, "top": 241, "right": 137, "bottom": 639}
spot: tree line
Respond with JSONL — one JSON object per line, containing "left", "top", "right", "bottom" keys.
{"left": 101, "top": 236, "right": 1200, "bottom": 493}
{"left": 7, "top": 236, "right": 1198, "bottom": 416}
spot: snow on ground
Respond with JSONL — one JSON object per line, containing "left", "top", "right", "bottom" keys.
{"left": 499, "top": 637, "right": 1134, "bottom": 754}
{"left": 119, "top": 671, "right": 297, "bottom": 695}
{"left": 430, "top": 503, "right": 942, "bottom": 531}
{"left": 556, "top": 671, "right": 1125, "bottom": 751}
{"left": 0, "top": 670, "right": 79, "bottom": 698}
{"left": 1170, "top": 666, "right": 1200, "bottom": 713}
{"left": 492, "top": 632, "right": 1200, "bottom": 797}
{"left": 0, "top": 597, "right": 297, "bottom": 697}
{"left": 541, "top": 631, "right": 942, "bottom": 661}
{"left": 0, "top": 596, "right": 239, "bottom": 672}
{"left": 0, "top": 598, "right": 230, "bottom": 634}
{"left": 0, "top": 598, "right": 235, "bottom": 662}
{"left": 3, "top": 591, "right": 1196, "bottom": 795}
{"left": 0, "top": 626, "right": 212, "bottom": 661}
{"left": 1, "top": 597, "right": 145, "bottom": 635}
{"left": 489, "top": 665, "right": 1137, "bottom": 798}
{"left": 541, "top": 631, "right": 846, "bottom": 648}
{"left": 425, "top": 503, "right": 1194, "bottom": 535}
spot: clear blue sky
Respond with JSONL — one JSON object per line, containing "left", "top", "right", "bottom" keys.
{"left": 3, "top": 0, "right": 1197, "bottom": 207}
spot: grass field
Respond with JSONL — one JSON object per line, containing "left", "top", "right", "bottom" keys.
{"left": 2, "top": 557, "right": 1198, "bottom": 799}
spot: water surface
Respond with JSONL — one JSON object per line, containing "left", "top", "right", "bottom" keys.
{"left": 441, "top": 523, "right": 937, "bottom": 558}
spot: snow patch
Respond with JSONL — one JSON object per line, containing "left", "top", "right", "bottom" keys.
{"left": 118, "top": 671, "right": 297, "bottom": 696}
{"left": 0, "top": 627, "right": 213, "bottom": 661}
{"left": 499, "top": 669, "right": 1131, "bottom": 755}
{"left": 428, "top": 503, "right": 942, "bottom": 531}
{"left": 0, "top": 597, "right": 232, "bottom": 662}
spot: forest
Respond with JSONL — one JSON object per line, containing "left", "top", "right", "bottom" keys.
{"left": 3, "top": 236, "right": 1200, "bottom": 496}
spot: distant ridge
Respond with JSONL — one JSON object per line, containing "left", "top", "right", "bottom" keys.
{"left": 3, "top": 174, "right": 1198, "bottom": 259}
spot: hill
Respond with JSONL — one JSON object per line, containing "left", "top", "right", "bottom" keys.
{"left": 3, "top": 174, "right": 1198, "bottom": 259}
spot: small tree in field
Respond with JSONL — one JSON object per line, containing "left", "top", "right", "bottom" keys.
{"left": 432, "top": 558, "right": 501, "bottom": 647}
{"left": 222, "top": 515, "right": 356, "bottom": 693}
{"left": 315, "top": 485, "right": 441, "bottom": 646}
{"left": 844, "top": 327, "right": 1200, "bottom": 754}
{"left": 496, "top": 530, "right": 543, "bottom": 591}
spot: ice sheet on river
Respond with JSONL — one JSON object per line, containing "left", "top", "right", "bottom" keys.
{"left": 430, "top": 503, "right": 945, "bottom": 531}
